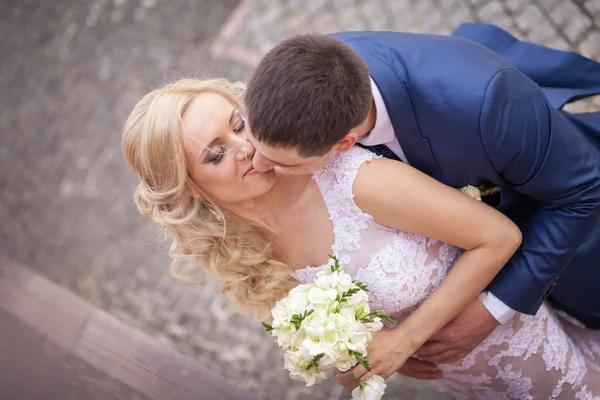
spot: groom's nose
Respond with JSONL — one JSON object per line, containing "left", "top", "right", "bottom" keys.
{"left": 252, "top": 152, "right": 276, "bottom": 172}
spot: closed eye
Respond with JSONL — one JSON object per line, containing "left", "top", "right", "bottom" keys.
{"left": 233, "top": 118, "right": 246, "bottom": 134}
{"left": 207, "top": 145, "right": 226, "bottom": 164}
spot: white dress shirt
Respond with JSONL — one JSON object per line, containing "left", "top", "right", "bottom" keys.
{"left": 358, "top": 79, "right": 408, "bottom": 163}
{"left": 359, "top": 78, "right": 517, "bottom": 324}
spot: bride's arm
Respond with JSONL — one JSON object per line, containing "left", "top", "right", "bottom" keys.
{"left": 348, "top": 157, "right": 521, "bottom": 380}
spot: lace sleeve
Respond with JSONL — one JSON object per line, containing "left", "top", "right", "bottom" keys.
{"left": 313, "top": 146, "right": 380, "bottom": 202}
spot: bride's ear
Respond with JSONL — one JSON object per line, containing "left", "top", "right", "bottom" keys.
{"left": 333, "top": 131, "right": 359, "bottom": 152}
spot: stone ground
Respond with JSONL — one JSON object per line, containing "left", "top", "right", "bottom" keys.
{"left": 0, "top": 0, "right": 598, "bottom": 399}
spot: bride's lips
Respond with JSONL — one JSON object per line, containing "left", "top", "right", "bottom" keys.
{"left": 243, "top": 165, "right": 258, "bottom": 177}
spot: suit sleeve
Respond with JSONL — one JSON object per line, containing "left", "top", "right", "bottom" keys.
{"left": 480, "top": 68, "right": 600, "bottom": 314}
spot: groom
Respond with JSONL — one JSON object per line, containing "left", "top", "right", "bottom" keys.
{"left": 243, "top": 23, "right": 600, "bottom": 382}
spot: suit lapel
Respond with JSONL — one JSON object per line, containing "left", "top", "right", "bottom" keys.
{"left": 356, "top": 48, "right": 441, "bottom": 180}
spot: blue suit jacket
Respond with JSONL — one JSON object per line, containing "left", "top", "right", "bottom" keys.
{"left": 331, "top": 24, "right": 600, "bottom": 328}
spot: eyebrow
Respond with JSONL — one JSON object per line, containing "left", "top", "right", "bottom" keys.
{"left": 245, "top": 130, "right": 299, "bottom": 167}
{"left": 261, "top": 155, "right": 299, "bottom": 168}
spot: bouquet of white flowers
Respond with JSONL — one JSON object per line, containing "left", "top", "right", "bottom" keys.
{"left": 262, "top": 256, "right": 394, "bottom": 400}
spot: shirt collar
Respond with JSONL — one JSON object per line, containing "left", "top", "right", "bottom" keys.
{"left": 358, "top": 77, "right": 395, "bottom": 146}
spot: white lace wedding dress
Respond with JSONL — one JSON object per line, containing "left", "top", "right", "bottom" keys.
{"left": 292, "top": 147, "right": 600, "bottom": 400}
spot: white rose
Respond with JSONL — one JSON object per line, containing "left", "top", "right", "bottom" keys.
{"left": 323, "top": 329, "right": 340, "bottom": 348}
{"left": 271, "top": 302, "right": 292, "bottom": 328}
{"left": 336, "top": 354, "right": 357, "bottom": 372}
{"left": 287, "top": 290, "right": 310, "bottom": 313}
{"left": 303, "top": 308, "right": 327, "bottom": 337}
{"left": 316, "top": 269, "right": 341, "bottom": 289}
{"left": 301, "top": 369, "right": 328, "bottom": 387}
{"left": 307, "top": 286, "right": 336, "bottom": 306}
{"left": 348, "top": 340, "right": 367, "bottom": 355}
{"left": 316, "top": 266, "right": 334, "bottom": 277}
{"left": 351, "top": 375, "right": 387, "bottom": 400}
{"left": 323, "top": 317, "right": 337, "bottom": 332}
{"left": 341, "top": 321, "right": 369, "bottom": 354}
{"left": 346, "top": 290, "right": 369, "bottom": 307}
{"left": 317, "top": 352, "right": 338, "bottom": 370}
{"left": 338, "top": 306, "right": 357, "bottom": 324}
{"left": 289, "top": 283, "right": 311, "bottom": 295}
{"left": 326, "top": 299, "right": 341, "bottom": 314}
{"left": 283, "top": 350, "right": 309, "bottom": 374}
{"left": 276, "top": 328, "right": 300, "bottom": 349}
{"left": 338, "top": 303, "right": 367, "bottom": 325}
{"left": 298, "top": 336, "right": 338, "bottom": 370}
{"left": 300, "top": 336, "right": 335, "bottom": 359}
{"left": 337, "top": 273, "right": 354, "bottom": 289}
{"left": 332, "top": 312, "right": 350, "bottom": 331}
{"left": 365, "top": 317, "right": 384, "bottom": 333}
{"left": 285, "top": 349, "right": 330, "bottom": 387}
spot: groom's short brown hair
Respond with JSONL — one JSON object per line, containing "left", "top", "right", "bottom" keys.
{"left": 245, "top": 34, "right": 372, "bottom": 157}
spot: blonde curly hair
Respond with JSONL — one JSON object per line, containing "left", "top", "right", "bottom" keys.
{"left": 121, "top": 78, "right": 294, "bottom": 320}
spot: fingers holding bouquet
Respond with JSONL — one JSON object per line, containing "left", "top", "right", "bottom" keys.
{"left": 336, "top": 328, "right": 416, "bottom": 393}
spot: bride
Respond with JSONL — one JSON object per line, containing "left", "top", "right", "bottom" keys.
{"left": 121, "top": 78, "right": 600, "bottom": 399}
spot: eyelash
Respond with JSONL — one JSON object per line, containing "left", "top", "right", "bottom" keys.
{"left": 207, "top": 118, "right": 245, "bottom": 164}
{"left": 233, "top": 118, "right": 246, "bottom": 134}
{"left": 208, "top": 145, "right": 226, "bottom": 164}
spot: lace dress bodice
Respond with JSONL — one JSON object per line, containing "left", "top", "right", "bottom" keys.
{"left": 293, "top": 148, "right": 461, "bottom": 322}
{"left": 292, "top": 147, "right": 600, "bottom": 400}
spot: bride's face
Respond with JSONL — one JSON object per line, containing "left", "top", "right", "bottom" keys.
{"left": 183, "top": 92, "right": 277, "bottom": 206}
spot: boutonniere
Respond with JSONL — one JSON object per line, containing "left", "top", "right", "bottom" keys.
{"left": 460, "top": 184, "right": 501, "bottom": 201}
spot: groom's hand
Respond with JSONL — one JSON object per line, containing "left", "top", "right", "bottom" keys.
{"left": 414, "top": 296, "right": 499, "bottom": 365}
{"left": 396, "top": 358, "right": 444, "bottom": 380}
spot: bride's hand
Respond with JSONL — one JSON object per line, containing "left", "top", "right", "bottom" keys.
{"left": 335, "top": 329, "right": 416, "bottom": 392}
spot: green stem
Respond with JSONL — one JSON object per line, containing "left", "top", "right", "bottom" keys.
{"left": 350, "top": 370, "right": 367, "bottom": 390}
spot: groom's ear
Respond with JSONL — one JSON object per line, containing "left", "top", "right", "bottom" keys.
{"left": 333, "top": 131, "right": 359, "bottom": 152}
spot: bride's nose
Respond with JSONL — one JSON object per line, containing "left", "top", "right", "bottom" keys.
{"left": 234, "top": 139, "right": 255, "bottom": 161}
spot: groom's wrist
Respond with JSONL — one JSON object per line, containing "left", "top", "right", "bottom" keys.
{"left": 479, "top": 291, "right": 517, "bottom": 324}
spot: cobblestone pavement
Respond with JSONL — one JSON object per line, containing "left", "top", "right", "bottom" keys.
{"left": 1, "top": 1, "right": 599, "bottom": 400}
{"left": 211, "top": 0, "right": 600, "bottom": 113}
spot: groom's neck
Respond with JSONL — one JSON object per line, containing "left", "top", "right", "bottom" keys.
{"left": 357, "top": 98, "right": 378, "bottom": 140}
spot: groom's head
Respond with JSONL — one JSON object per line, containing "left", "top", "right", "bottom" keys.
{"left": 245, "top": 34, "right": 374, "bottom": 175}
